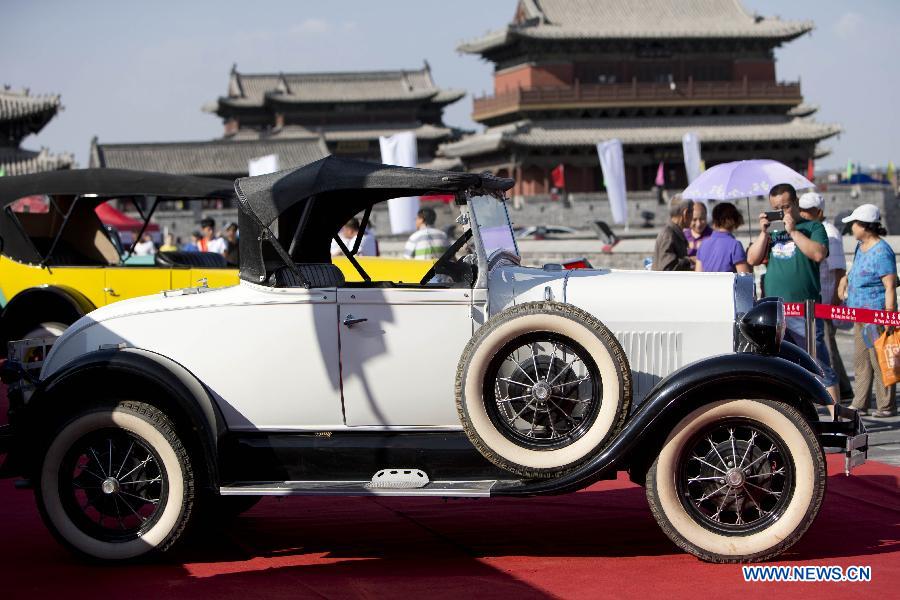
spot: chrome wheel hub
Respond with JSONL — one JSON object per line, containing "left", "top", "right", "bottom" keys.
{"left": 100, "top": 477, "right": 120, "bottom": 495}
{"left": 532, "top": 380, "right": 551, "bottom": 401}
{"left": 724, "top": 468, "right": 745, "bottom": 488}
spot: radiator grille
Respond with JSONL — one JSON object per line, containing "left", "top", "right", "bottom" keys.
{"left": 615, "top": 331, "right": 683, "bottom": 404}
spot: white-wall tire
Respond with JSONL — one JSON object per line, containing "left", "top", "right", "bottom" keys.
{"left": 645, "top": 399, "right": 826, "bottom": 563}
{"left": 36, "top": 401, "right": 195, "bottom": 561}
{"left": 456, "top": 301, "right": 631, "bottom": 478}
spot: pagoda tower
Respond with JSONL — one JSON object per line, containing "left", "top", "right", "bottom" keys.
{"left": 442, "top": 0, "right": 840, "bottom": 195}
{"left": 0, "top": 86, "right": 73, "bottom": 176}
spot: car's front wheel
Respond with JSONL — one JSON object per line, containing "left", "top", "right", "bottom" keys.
{"left": 646, "top": 398, "right": 826, "bottom": 563}
{"left": 36, "top": 401, "right": 195, "bottom": 561}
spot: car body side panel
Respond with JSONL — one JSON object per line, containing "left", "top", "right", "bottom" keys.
{"left": 337, "top": 287, "right": 475, "bottom": 427}
{"left": 103, "top": 266, "right": 173, "bottom": 304}
{"left": 44, "top": 284, "right": 346, "bottom": 430}
{"left": 0, "top": 257, "right": 107, "bottom": 308}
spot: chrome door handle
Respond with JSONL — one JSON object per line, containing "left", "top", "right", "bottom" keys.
{"left": 343, "top": 314, "right": 367, "bottom": 328}
{"left": 104, "top": 287, "right": 120, "bottom": 297}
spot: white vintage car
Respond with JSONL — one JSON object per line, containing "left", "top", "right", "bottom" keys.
{"left": 0, "top": 157, "right": 867, "bottom": 563}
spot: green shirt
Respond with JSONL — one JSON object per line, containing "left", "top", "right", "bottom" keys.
{"left": 765, "top": 219, "right": 828, "bottom": 302}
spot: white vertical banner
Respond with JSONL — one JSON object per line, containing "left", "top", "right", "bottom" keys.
{"left": 682, "top": 132, "right": 702, "bottom": 184}
{"left": 248, "top": 154, "right": 279, "bottom": 176}
{"left": 596, "top": 139, "right": 628, "bottom": 225}
{"left": 379, "top": 131, "right": 419, "bottom": 235}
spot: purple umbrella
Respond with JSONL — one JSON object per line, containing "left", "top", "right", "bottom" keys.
{"left": 681, "top": 159, "right": 814, "bottom": 201}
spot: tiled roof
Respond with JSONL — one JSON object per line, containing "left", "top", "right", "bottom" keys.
{"left": 459, "top": 0, "right": 813, "bottom": 53}
{"left": 0, "top": 147, "right": 74, "bottom": 176}
{"left": 439, "top": 116, "right": 841, "bottom": 157}
{"left": 90, "top": 136, "right": 329, "bottom": 177}
{"left": 0, "top": 87, "right": 62, "bottom": 123}
{"left": 218, "top": 64, "right": 465, "bottom": 107}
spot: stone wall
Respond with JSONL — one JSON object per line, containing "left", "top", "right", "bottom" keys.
{"left": 143, "top": 185, "right": 899, "bottom": 247}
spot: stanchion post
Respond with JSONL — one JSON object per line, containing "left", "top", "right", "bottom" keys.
{"left": 804, "top": 299, "right": 816, "bottom": 360}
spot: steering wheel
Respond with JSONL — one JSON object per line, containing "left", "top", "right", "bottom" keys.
{"left": 419, "top": 229, "right": 473, "bottom": 285}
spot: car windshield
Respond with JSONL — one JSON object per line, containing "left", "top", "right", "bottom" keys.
{"left": 470, "top": 194, "right": 518, "bottom": 259}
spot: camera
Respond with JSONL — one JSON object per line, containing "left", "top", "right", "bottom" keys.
{"left": 764, "top": 210, "right": 784, "bottom": 222}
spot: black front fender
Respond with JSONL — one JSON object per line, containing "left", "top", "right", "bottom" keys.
{"left": 11, "top": 348, "right": 225, "bottom": 489}
{"left": 492, "top": 352, "right": 831, "bottom": 497}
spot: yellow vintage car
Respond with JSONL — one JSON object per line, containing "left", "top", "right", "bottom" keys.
{"left": 0, "top": 169, "right": 430, "bottom": 351}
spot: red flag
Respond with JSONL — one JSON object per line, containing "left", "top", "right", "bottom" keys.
{"left": 807, "top": 159, "right": 815, "bottom": 182}
{"left": 655, "top": 161, "right": 665, "bottom": 187}
{"left": 551, "top": 164, "right": 565, "bottom": 189}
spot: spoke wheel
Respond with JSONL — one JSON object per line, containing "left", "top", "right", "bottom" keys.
{"left": 677, "top": 419, "right": 793, "bottom": 535}
{"left": 484, "top": 332, "right": 602, "bottom": 449}
{"left": 59, "top": 429, "right": 168, "bottom": 543}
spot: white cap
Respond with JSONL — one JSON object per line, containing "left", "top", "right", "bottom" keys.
{"left": 842, "top": 203, "right": 881, "bottom": 224}
{"left": 798, "top": 192, "right": 824, "bottom": 210}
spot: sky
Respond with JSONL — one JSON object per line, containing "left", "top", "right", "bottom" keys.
{"left": 2, "top": 0, "right": 898, "bottom": 171}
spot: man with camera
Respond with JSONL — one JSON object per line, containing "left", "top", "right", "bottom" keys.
{"left": 747, "top": 183, "right": 840, "bottom": 402}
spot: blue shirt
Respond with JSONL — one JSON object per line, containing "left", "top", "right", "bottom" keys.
{"left": 846, "top": 239, "right": 897, "bottom": 310}
{"left": 697, "top": 230, "right": 747, "bottom": 273}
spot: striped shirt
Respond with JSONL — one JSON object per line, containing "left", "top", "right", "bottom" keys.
{"left": 404, "top": 227, "right": 448, "bottom": 260}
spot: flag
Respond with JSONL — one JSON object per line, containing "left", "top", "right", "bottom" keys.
{"left": 654, "top": 161, "right": 665, "bottom": 187}
{"left": 846, "top": 159, "right": 853, "bottom": 181}
{"left": 0, "top": 167, "right": 5, "bottom": 177}
{"left": 682, "top": 133, "right": 702, "bottom": 183}
{"left": 551, "top": 164, "right": 565, "bottom": 189}
{"left": 379, "top": 131, "right": 419, "bottom": 234}
{"left": 699, "top": 159, "right": 706, "bottom": 172}
{"left": 806, "top": 158, "right": 815, "bottom": 182}
{"left": 596, "top": 139, "right": 628, "bottom": 225}
{"left": 888, "top": 161, "right": 896, "bottom": 186}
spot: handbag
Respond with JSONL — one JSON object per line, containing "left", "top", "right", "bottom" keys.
{"left": 874, "top": 326, "right": 900, "bottom": 387}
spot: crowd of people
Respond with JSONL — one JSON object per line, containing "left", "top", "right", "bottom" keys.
{"left": 131, "top": 217, "right": 240, "bottom": 266}
{"left": 653, "top": 183, "right": 897, "bottom": 417}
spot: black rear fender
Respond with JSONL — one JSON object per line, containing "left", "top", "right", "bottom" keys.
{"left": 13, "top": 348, "right": 224, "bottom": 490}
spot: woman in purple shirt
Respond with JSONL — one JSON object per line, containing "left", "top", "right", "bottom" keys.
{"left": 696, "top": 202, "right": 750, "bottom": 273}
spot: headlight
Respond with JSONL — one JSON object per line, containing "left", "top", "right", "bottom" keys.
{"left": 739, "top": 297, "right": 785, "bottom": 354}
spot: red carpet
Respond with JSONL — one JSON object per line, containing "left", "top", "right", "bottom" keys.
{"left": 1, "top": 388, "right": 898, "bottom": 598}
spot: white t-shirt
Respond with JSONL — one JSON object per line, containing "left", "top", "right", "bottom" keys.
{"left": 133, "top": 240, "right": 156, "bottom": 256}
{"left": 819, "top": 221, "right": 847, "bottom": 304}
{"left": 199, "top": 236, "right": 227, "bottom": 255}
{"left": 331, "top": 232, "right": 377, "bottom": 257}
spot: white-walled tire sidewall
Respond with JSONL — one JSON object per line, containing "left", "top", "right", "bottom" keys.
{"left": 462, "top": 313, "right": 624, "bottom": 470}
{"left": 652, "top": 399, "right": 820, "bottom": 559}
{"left": 39, "top": 408, "right": 186, "bottom": 561}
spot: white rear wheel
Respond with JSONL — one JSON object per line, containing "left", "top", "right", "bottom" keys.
{"left": 36, "top": 401, "right": 195, "bottom": 561}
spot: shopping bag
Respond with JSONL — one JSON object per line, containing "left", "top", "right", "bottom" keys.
{"left": 874, "top": 327, "right": 900, "bottom": 386}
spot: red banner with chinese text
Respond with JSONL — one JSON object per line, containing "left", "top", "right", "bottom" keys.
{"left": 783, "top": 303, "right": 900, "bottom": 327}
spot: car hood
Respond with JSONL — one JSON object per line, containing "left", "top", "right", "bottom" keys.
{"left": 489, "top": 265, "right": 747, "bottom": 327}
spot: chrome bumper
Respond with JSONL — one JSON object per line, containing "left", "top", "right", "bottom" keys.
{"left": 817, "top": 404, "right": 868, "bottom": 475}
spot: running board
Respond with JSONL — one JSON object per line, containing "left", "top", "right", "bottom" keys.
{"left": 220, "top": 480, "right": 498, "bottom": 498}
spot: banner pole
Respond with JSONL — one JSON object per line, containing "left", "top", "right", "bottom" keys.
{"left": 805, "top": 299, "right": 816, "bottom": 360}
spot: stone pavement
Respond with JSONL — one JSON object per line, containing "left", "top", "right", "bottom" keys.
{"left": 834, "top": 328, "right": 900, "bottom": 466}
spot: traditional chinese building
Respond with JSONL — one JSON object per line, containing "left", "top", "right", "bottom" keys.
{"left": 441, "top": 0, "right": 841, "bottom": 194}
{"left": 0, "top": 87, "right": 74, "bottom": 176}
{"left": 206, "top": 62, "right": 466, "bottom": 167}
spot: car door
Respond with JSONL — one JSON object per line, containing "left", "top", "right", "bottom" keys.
{"left": 102, "top": 265, "right": 173, "bottom": 305}
{"left": 337, "top": 287, "right": 479, "bottom": 427}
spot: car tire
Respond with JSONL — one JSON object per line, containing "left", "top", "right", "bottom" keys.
{"left": 36, "top": 401, "right": 195, "bottom": 561}
{"left": 456, "top": 301, "right": 631, "bottom": 478}
{"left": 645, "top": 398, "right": 826, "bottom": 563}
{"left": 25, "top": 321, "right": 69, "bottom": 340}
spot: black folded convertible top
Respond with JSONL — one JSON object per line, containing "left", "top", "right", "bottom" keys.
{"left": 0, "top": 168, "right": 233, "bottom": 208}
{"left": 234, "top": 155, "right": 513, "bottom": 227}
{"left": 234, "top": 156, "right": 514, "bottom": 284}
